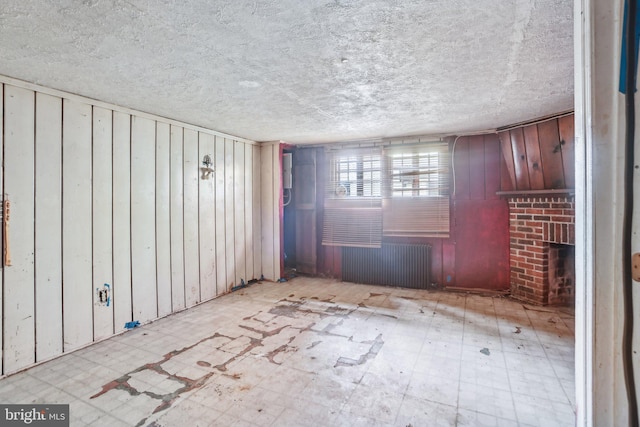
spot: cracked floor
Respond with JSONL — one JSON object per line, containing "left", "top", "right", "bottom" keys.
{"left": 0, "top": 277, "right": 575, "bottom": 426}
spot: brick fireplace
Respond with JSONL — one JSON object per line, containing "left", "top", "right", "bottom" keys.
{"left": 505, "top": 194, "right": 575, "bottom": 305}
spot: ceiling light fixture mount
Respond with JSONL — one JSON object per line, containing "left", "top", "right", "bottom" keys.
{"left": 201, "top": 155, "right": 214, "bottom": 180}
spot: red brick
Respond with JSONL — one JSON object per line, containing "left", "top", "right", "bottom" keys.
{"left": 551, "top": 216, "right": 572, "bottom": 223}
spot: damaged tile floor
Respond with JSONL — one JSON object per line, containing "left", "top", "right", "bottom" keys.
{"left": 0, "top": 277, "right": 575, "bottom": 426}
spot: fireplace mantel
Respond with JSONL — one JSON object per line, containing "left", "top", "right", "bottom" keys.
{"left": 497, "top": 189, "right": 575, "bottom": 198}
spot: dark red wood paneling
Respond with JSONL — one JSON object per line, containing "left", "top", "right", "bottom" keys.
{"left": 510, "top": 128, "right": 531, "bottom": 190}
{"left": 558, "top": 115, "right": 575, "bottom": 188}
{"left": 500, "top": 150, "right": 515, "bottom": 191}
{"left": 453, "top": 199, "right": 510, "bottom": 289}
{"left": 454, "top": 137, "right": 470, "bottom": 199}
{"left": 332, "top": 246, "right": 341, "bottom": 277}
{"left": 442, "top": 241, "right": 456, "bottom": 286}
{"left": 498, "top": 131, "right": 517, "bottom": 190}
{"left": 523, "top": 125, "right": 545, "bottom": 190}
{"left": 484, "top": 134, "right": 501, "bottom": 199}
{"left": 537, "top": 120, "right": 566, "bottom": 189}
{"left": 316, "top": 132, "right": 511, "bottom": 290}
{"left": 469, "top": 135, "right": 486, "bottom": 200}
{"left": 428, "top": 239, "right": 444, "bottom": 286}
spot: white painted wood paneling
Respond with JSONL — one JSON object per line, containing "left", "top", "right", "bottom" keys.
{"left": 62, "top": 98, "right": 93, "bottom": 351}
{"left": 131, "top": 116, "right": 158, "bottom": 323}
{"left": 260, "top": 143, "right": 274, "bottom": 281}
{"left": 0, "top": 77, "right": 262, "bottom": 373}
{"left": 234, "top": 142, "right": 246, "bottom": 285}
{"left": 183, "top": 128, "right": 200, "bottom": 306}
{"left": 3, "top": 85, "right": 35, "bottom": 372}
{"left": 34, "top": 92, "right": 63, "bottom": 362}
{"left": 170, "top": 125, "right": 185, "bottom": 311}
{"left": 261, "top": 143, "right": 276, "bottom": 281}
{"left": 272, "top": 144, "right": 282, "bottom": 280}
{"left": 156, "top": 122, "right": 172, "bottom": 317}
{"left": 199, "top": 133, "right": 216, "bottom": 300}
{"left": 214, "top": 137, "right": 226, "bottom": 296}
{"left": 244, "top": 144, "right": 254, "bottom": 280}
{"left": 252, "top": 145, "right": 262, "bottom": 280}
{"left": 224, "top": 138, "right": 236, "bottom": 290}
{"left": 112, "top": 112, "right": 133, "bottom": 331}
{"left": 92, "top": 106, "right": 114, "bottom": 340}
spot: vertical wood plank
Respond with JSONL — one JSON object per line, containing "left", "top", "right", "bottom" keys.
{"left": 500, "top": 153, "right": 515, "bottom": 192}
{"left": 316, "top": 149, "right": 328, "bottom": 275}
{"left": 156, "top": 122, "right": 172, "bottom": 317}
{"left": 113, "top": 112, "right": 132, "bottom": 331}
{"left": 558, "top": 115, "right": 575, "bottom": 188}
{"left": 252, "top": 144, "right": 262, "bottom": 280}
{"left": 131, "top": 116, "right": 158, "bottom": 323}
{"left": 234, "top": 141, "right": 246, "bottom": 285}
{"left": 522, "top": 124, "right": 545, "bottom": 190}
{"left": 261, "top": 144, "right": 275, "bottom": 281}
{"left": 274, "top": 144, "right": 283, "bottom": 279}
{"left": 0, "top": 84, "right": 3, "bottom": 374}
{"left": 468, "top": 135, "right": 486, "bottom": 200}
{"left": 244, "top": 144, "right": 254, "bottom": 281}
{"left": 294, "top": 149, "right": 317, "bottom": 274}
{"left": 442, "top": 241, "right": 456, "bottom": 286}
{"left": 483, "top": 134, "right": 501, "bottom": 199}
{"left": 214, "top": 136, "right": 226, "bottom": 295}
{"left": 509, "top": 128, "right": 531, "bottom": 190}
{"left": 537, "top": 120, "right": 566, "bottom": 189}
{"left": 454, "top": 137, "right": 470, "bottom": 199}
{"left": 169, "top": 125, "right": 185, "bottom": 310}
{"left": 428, "top": 240, "right": 443, "bottom": 286}
{"left": 92, "top": 106, "right": 114, "bottom": 340}
{"left": 62, "top": 98, "right": 93, "bottom": 350}
{"left": 498, "top": 131, "right": 517, "bottom": 190}
{"left": 34, "top": 92, "right": 63, "bottom": 362}
{"left": 4, "top": 85, "right": 36, "bottom": 372}
{"left": 198, "top": 133, "right": 216, "bottom": 300}
{"left": 225, "top": 138, "right": 236, "bottom": 289}
{"left": 183, "top": 128, "right": 200, "bottom": 306}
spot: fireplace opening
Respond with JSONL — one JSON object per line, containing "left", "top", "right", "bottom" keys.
{"left": 548, "top": 244, "right": 575, "bottom": 306}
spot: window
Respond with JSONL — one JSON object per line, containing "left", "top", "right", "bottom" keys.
{"left": 322, "top": 142, "right": 450, "bottom": 247}
{"left": 383, "top": 143, "right": 451, "bottom": 238}
{"left": 332, "top": 153, "right": 381, "bottom": 198}
{"left": 389, "top": 150, "right": 445, "bottom": 197}
{"left": 322, "top": 148, "right": 383, "bottom": 248}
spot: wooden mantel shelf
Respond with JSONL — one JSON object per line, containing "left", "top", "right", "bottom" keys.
{"left": 496, "top": 189, "right": 575, "bottom": 198}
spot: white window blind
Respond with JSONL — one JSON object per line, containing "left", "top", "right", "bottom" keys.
{"left": 382, "top": 143, "right": 450, "bottom": 237}
{"left": 322, "top": 147, "right": 383, "bottom": 248}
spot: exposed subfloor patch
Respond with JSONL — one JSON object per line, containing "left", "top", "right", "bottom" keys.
{"left": 0, "top": 277, "right": 576, "bottom": 426}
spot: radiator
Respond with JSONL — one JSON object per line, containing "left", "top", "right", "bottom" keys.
{"left": 342, "top": 243, "right": 431, "bottom": 289}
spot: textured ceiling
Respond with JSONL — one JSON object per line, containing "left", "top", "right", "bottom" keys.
{"left": 0, "top": 0, "right": 573, "bottom": 144}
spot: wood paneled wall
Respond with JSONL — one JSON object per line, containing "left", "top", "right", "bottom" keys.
{"left": 261, "top": 142, "right": 282, "bottom": 282}
{"left": 498, "top": 115, "right": 575, "bottom": 191}
{"left": 315, "top": 135, "right": 511, "bottom": 290}
{"left": 0, "top": 79, "right": 262, "bottom": 375}
{"left": 450, "top": 134, "right": 510, "bottom": 289}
